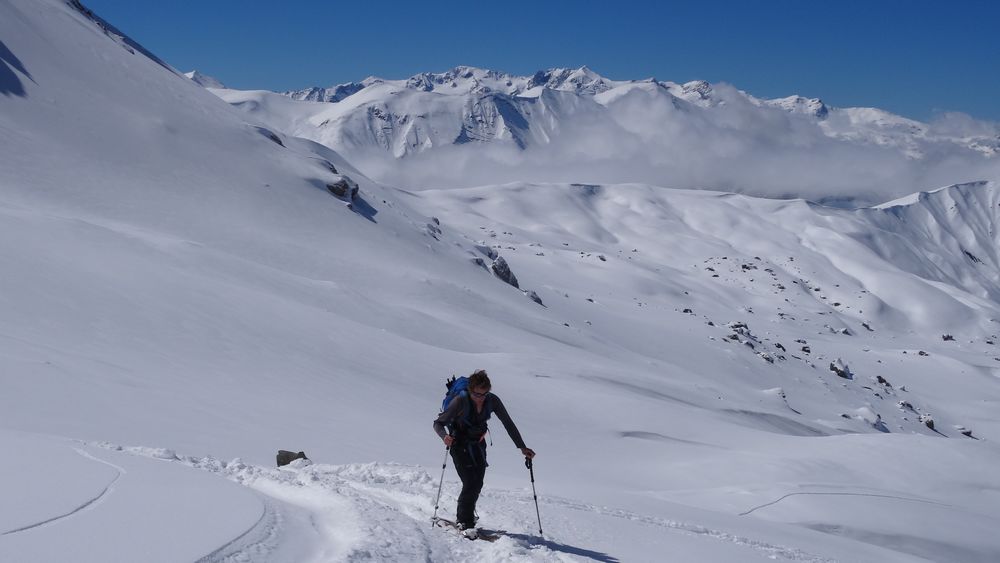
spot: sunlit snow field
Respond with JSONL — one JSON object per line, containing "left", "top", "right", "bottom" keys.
{"left": 3, "top": 1, "right": 1000, "bottom": 561}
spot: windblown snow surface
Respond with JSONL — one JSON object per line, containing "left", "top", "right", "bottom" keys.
{"left": 3, "top": 1, "right": 1000, "bottom": 561}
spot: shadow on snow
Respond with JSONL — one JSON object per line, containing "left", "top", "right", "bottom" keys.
{"left": 0, "top": 39, "right": 34, "bottom": 97}
{"left": 495, "top": 531, "right": 620, "bottom": 563}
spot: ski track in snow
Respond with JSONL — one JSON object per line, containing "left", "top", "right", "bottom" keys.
{"left": 96, "top": 443, "right": 835, "bottom": 563}
{"left": 738, "top": 491, "right": 953, "bottom": 517}
{"left": 1, "top": 448, "right": 125, "bottom": 536}
{"left": 480, "top": 491, "right": 835, "bottom": 563}
{"left": 195, "top": 494, "right": 281, "bottom": 563}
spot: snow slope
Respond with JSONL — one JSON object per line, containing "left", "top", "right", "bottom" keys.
{"left": 4, "top": 1, "right": 1000, "bottom": 561}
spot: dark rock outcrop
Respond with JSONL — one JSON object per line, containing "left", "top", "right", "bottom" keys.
{"left": 326, "top": 175, "right": 359, "bottom": 200}
{"left": 491, "top": 256, "right": 519, "bottom": 288}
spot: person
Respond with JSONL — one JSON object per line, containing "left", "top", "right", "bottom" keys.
{"left": 433, "top": 369, "right": 535, "bottom": 536}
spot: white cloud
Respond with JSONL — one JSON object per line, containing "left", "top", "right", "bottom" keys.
{"left": 348, "top": 84, "right": 1000, "bottom": 207}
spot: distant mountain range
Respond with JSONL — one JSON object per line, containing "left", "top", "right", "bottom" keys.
{"left": 194, "top": 65, "right": 999, "bottom": 161}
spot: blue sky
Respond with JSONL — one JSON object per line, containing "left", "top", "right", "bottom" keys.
{"left": 85, "top": 0, "right": 1000, "bottom": 121}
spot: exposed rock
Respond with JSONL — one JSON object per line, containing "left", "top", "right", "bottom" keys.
{"left": 425, "top": 221, "right": 442, "bottom": 240}
{"left": 525, "top": 290, "right": 544, "bottom": 306}
{"left": 326, "top": 175, "right": 359, "bottom": 200}
{"left": 475, "top": 245, "right": 498, "bottom": 260}
{"left": 276, "top": 450, "right": 308, "bottom": 467}
{"left": 829, "top": 358, "right": 853, "bottom": 379}
{"left": 491, "top": 256, "right": 519, "bottom": 288}
{"left": 919, "top": 414, "right": 935, "bottom": 430}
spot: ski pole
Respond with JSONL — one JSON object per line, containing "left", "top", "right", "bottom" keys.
{"left": 526, "top": 457, "right": 543, "bottom": 536}
{"left": 432, "top": 446, "right": 449, "bottom": 526}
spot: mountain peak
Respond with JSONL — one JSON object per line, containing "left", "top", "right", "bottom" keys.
{"left": 765, "top": 95, "right": 830, "bottom": 118}
{"left": 528, "top": 66, "right": 615, "bottom": 94}
{"left": 184, "top": 70, "right": 226, "bottom": 89}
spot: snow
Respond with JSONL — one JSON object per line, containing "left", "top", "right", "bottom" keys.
{"left": 4, "top": 0, "right": 1000, "bottom": 561}
{"left": 0, "top": 431, "right": 262, "bottom": 562}
{"left": 185, "top": 70, "right": 226, "bottom": 89}
{"left": 220, "top": 68, "right": 1000, "bottom": 205}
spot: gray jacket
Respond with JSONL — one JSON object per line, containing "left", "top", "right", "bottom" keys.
{"left": 433, "top": 392, "right": 526, "bottom": 449}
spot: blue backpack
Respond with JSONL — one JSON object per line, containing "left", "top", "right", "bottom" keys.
{"left": 441, "top": 376, "right": 492, "bottom": 433}
{"left": 441, "top": 375, "right": 470, "bottom": 413}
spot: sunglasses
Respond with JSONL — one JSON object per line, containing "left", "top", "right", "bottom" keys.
{"left": 470, "top": 389, "right": 489, "bottom": 399}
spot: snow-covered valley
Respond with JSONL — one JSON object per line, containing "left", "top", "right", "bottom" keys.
{"left": 3, "top": 1, "right": 1000, "bottom": 561}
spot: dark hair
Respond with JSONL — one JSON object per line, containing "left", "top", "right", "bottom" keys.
{"left": 469, "top": 369, "right": 491, "bottom": 391}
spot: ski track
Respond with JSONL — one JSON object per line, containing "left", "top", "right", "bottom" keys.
{"left": 196, "top": 494, "right": 282, "bottom": 563}
{"left": 92, "top": 443, "right": 839, "bottom": 563}
{"left": 1, "top": 448, "right": 124, "bottom": 536}
{"left": 738, "top": 491, "right": 953, "bottom": 517}
{"left": 480, "top": 490, "right": 836, "bottom": 563}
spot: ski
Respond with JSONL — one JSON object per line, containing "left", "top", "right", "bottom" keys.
{"left": 431, "top": 517, "right": 503, "bottom": 542}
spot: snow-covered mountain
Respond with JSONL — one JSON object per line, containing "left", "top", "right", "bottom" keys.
{"left": 209, "top": 66, "right": 1000, "bottom": 203}
{"left": 274, "top": 65, "right": 999, "bottom": 161}
{"left": 185, "top": 69, "right": 226, "bottom": 89}
{"left": 5, "top": 1, "right": 1000, "bottom": 562}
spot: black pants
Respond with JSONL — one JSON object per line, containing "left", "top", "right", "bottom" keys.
{"left": 450, "top": 441, "right": 487, "bottom": 527}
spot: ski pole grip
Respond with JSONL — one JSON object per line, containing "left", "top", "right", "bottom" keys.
{"left": 525, "top": 457, "right": 533, "bottom": 470}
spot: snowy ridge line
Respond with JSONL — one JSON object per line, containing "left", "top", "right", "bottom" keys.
{"left": 481, "top": 490, "right": 836, "bottom": 563}
{"left": 738, "top": 491, "right": 954, "bottom": 517}
{"left": 1, "top": 448, "right": 124, "bottom": 536}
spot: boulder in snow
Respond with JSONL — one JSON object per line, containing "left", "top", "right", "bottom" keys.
{"left": 829, "top": 358, "right": 853, "bottom": 379}
{"left": 276, "top": 450, "right": 309, "bottom": 467}
{"left": 919, "top": 414, "right": 935, "bottom": 430}
{"left": 491, "top": 256, "right": 519, "bottom": 288}
{"left": 326, "top": 175, "right": 360, "bottom": 200}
